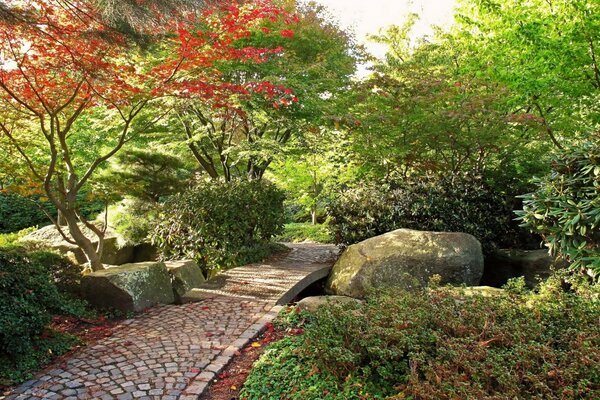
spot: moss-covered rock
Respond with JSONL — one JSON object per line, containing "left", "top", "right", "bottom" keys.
{"left": 326, "top": 229, "right": 484, "bottom": 299}
{"left": 81, "top": 261, "right": 174, "bottom": 312}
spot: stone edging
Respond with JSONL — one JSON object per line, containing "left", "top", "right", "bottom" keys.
{"left": 179, "top": 305, "right": 284, "bottom": 399}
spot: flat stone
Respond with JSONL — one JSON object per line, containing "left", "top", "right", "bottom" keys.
{"left": 297, "top": 295, "right": 362, "bottom": 313}
{"left": 65, "top": 381, "right": 83, "bottom": 389}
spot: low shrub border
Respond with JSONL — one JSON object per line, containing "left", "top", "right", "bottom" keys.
{"left": 241, "top": 276, "right": 600, "bottom": 399}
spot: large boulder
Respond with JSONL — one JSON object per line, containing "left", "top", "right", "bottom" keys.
{"left": 81, "top": 261, "right": 174, "bottom": 312}
{"left": 326, "top": 229, "right": 484, "bottom": 299}
{"left": 481, "top": 249, "right": 567, "bottom": 288}
{"left": 20, "top": 224, "right": 135, "bottom": 265}
{"left": 165, "top": 260, "right": 205, "bottom": 303}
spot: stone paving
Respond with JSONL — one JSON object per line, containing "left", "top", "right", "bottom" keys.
{"left": 5, "top": 243, "right": 338, "bottom": 400}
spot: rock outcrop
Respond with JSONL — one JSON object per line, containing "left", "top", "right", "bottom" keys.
{"left": 19, "top": 224, "right": 152, "bottom": 265}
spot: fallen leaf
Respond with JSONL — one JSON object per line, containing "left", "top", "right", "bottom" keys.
{"left": 251, "top": 342, "right": 261, "bottom": 348}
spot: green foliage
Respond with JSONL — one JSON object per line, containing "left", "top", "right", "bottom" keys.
{"left": 152, "top": 180, "right": 286, "bottom": 275}
{"left": 98, "top": 148, "right": 192, "bottom": 202}
{"left": 0, "top": 248, "right": 88, "bottom": 384}
{"left": 328, "top": 174, "right": 521, "bottom": 252}
{"left": 27, "top": 250, "right": 84, "bottom": 297}
{"left": 517, "top": 139, "right": 600, "bottom": 275}
{"left": 242, "top": 277, "right": 600, "bottom": 400}
{"left": 0, "top": 227, "right": 37, "bottom": 248}
{"left": 275, "top": 223, "right": 333, "bottom": 243}
{"left": 0, "top": 193, "right": 56, "bottom": 233}
{"left": 0, "top": 331, "right": 80, "bottom": 386}
{"left": 107, "top": 198, "right": 160, "bottom": 246}
{"left": 455, "top": 0, "right": 600, "bottom": 142}
{"left": 0, "top": 189, "right": 105, "bottom": 234}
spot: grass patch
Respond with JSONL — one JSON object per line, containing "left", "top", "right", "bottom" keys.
{"left": 275, "top": 223, "right": 333, "bottom": 243}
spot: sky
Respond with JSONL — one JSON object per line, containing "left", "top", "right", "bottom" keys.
{"left": 310, "top": 0, "right": 457, "bottom": 60}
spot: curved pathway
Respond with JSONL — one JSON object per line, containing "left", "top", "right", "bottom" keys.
{"left": 6, "top": 243, "right": 338, "bottom": 400}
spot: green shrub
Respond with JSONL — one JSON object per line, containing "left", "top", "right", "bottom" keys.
{"left": 0, "top": 189, "right": 105, "bottom": 234}
{"left": 107, "top": 198, "right": 160, "bottom": 246}
{"left": 28, "top": 250, "right": 84, "bottom": 297}
{"left": 0, "top": 193, "right": 56, "bottom": 233}
{"left": 516, "top": 139, "right": 600, "bottom": 275}
{"left": 241, "top": 277, "right": 600, "bottom": 400}
{"left": 152, "top": 179, "right": 285, "bottom": 275}
{"left": 275, "top": 223, "right": 333, "bottom": 243}
{"left": 328, "top": 174, "right": 522, "bottom": 252}
{"left": 0, "top": 248, "right": 88, "bottom": 383}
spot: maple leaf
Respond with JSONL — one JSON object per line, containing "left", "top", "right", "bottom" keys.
{"left": 280, "top": 29, "right": 294, "bottom": 38}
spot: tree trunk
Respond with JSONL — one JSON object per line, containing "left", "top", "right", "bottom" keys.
{"left": 57, "top": 209, "right": 68, "bottom": 226}
{"left": 62, "top": 209, "right": 105, "bottom": 271}
{"left": 311, "top": 206, "right": 317, "bottom": 225}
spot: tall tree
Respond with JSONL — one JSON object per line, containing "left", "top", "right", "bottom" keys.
{"left": 454, "top": 0, "right": 600, "bottom": 147}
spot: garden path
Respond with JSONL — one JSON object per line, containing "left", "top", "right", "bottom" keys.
{"left": 6, "top": 243, "right": 338, "bottom": 400}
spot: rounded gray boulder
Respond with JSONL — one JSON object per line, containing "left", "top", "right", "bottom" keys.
{"left": 326, "top": 229, "right": 484, "bottom": 299}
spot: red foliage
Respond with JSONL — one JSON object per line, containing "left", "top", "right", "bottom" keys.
{"left": 0, "top": 0, "right": 139, "bottom": 115}
{"left": 280, "top": 29, "right": 295, "bottom": 38}
{"left": 0, "top": 0, "right": 297, "bottom": 121}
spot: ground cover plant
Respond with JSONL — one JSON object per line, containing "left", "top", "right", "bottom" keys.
{"left": 241, "top": 276, "right": 600, "bottom": 400}
{"left": 0, "top": 247, "right": 92, "bottom": 385}
{"left": 275, "top": 223, "right": 333, "bottom": 243}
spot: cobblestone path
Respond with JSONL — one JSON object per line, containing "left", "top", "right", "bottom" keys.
{"left": 6, "top": 243, "right": 338, "bottom": 400}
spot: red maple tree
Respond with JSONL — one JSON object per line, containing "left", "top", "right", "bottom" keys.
{"left": 0, "top": 0, "right": 294, "bottom": 271}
